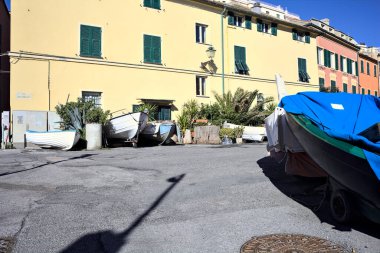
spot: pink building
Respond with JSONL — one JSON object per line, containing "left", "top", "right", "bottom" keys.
{"left": 306, "top": 19, "right": 360, "bottom": 93}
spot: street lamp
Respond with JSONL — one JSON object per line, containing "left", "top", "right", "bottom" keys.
{"left": 206, "top": 46, "right": 216, "bottom": 60}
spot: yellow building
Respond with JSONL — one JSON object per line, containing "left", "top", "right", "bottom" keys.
{"left": 9, "top": 0, "right": 319, "bottom": 122}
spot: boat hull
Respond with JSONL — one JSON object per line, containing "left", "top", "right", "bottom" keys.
{"left": 140, "top": 122, "right": 176, "bottom": 145}
{"left": 286, "top": 113, "right": 380, "bottom": 209}
{"left": 105, "top": 112, "right": 148, "bottom": 141}
{"left": 26, "top": 130, "right": 80, "bottom": 150}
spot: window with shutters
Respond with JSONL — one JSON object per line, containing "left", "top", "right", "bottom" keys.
{"left": 196, "top": 76, "right": 206, "bottom": 96}
{"left": 156, "top": 106, "right": 171, "bottom": 121}
{"left": 374, "top": 65, "right": 377, "bottom": 77}
{"left": 195, "top": 24, "right": 207, "bottom": 44}
{"left": 227, "top": 12, "right": 251, "bottom": 28}
{"left": 352, "top": 85, "right": 356, "bottom": 94}
{"left": 82, "top": 91, "right": 102, "bottom": 108}
{"left": 80, "top": 25, "right": 102, "bottom": 58}
{"left": 319, "top": 78, "right": 325, "bottom": 91}
{"left": 361, "top": 60, "right": 364, "bottom": 73}
{"left": 144, "top": 34, "right": 161, "bottom": 64}
{"left": 256, "top": 19, "right": 277, "bottom": 36}
{"left": 323, "top": 49, "right": 331, "bottom": 68}
{"left": 317, "top": 48, "right": 323, "bottom": 65}
{"left": 347, "top": 58, "right": 353, "bottom": 74}
{"left": 343, "top": 83, "right": 347, "bottom": 92}
{"left": 234, "top": 46, "right": 249, "bottom": 75}
{"left": 292, "top": 29, "right": 310, "bottom": 43}
{"left": 330, "top": 52, "right": 336, "bottom": 69}
{"left": 375, "top": 91, "right": 378, "bottom": 97}
{"left": 362, "top": 88, "right": 365, "bottom": 94}
{"left": 143, "top": 0, "right": 160, "bottom": 9}
{"left": 132, "top": 104, "right": 140, "bottom": 113}
{"left": 330, "top": 80, "right": 337, "bottom": 92}
{"left": 368, "top": 89, "right": 371, "bottom": 95}
{"left": 298, "top": 58, "right": 310, "bottom": 83}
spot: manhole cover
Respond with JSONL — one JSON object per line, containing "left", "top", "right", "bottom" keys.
{"left": 241, "top": 234, "right": 351, "bottom": 253}
{"left": 0, "top": 238, "right": 14, "bottom": 253}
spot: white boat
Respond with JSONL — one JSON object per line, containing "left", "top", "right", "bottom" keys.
{"left": 105, "top": 112, "right": 148, "bottom": 142}
{"left": 25, "top": 130, "right": 80, "bottom": 150}
{"left": 140, "top": 121, "right": 176, "bottom": 145}
{"left": 223, "top": 122, "right": 267, "bottom": 142}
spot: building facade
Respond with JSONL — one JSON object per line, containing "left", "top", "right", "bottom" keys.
{"left": 306, "top": 19, "right": 360, "bottom": 93}
{"left": 358, "top": 46, "right": 379, "bottom": 96}
{"left": 9, "top": 0, "right": 319, "bottom": 123}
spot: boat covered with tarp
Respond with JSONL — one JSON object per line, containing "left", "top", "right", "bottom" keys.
{"left": 278, "top": 91, "right": 380, "bottom": 223}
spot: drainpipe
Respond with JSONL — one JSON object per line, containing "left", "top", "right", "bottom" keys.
{"left": 221, "top": 6, "right": 227, "bottom": 95}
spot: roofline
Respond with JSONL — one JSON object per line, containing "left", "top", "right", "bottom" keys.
{"left": 305, "top": 23, "right": 360, "bottom": 51}
{"left": 358, "top": 52, "right": 378, "bottom": 62}
{"left": 188, "top": 0, "right": 318, "bottom": 34}
{"left": 1, "top": 0, "right": 9, "bottom": 16}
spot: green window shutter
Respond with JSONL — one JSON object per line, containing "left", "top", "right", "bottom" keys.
{"left": 335, "top": 54, "right": 339, "bottom": 70}
{"left": 347, "top": 58, "right": 351, "bottom": 74}
{"left": 368, "top": 89, "right": 371, "bottom": 95}
{"left": 362, "top": 88, "right": 365, "bottom": 94}
{"left": 292, "top": 29, "right": 297, "bottom": 40}
{"left": 352, "top": 86, "right": 356, "bottom": 94}
{"left": 355, "top": 61, "right": 358, "bottom": 76}
{"left": 298, "top": 58, "right": 308, "bottom": 82}
{"left": 91, "top": 27, "right": 101, "bottom": 57}
{"left": 234, "top": 46, "right": 248, "bottom": 73}
{"left": 257, "top": 19, "right": 263, "bottom": 32}
{"left": 340, "top": 55, "right": 344, "bottom": 71}
{"left": 80, "top": 25, "right": 91, "bottom": 56}
{"left": 153, "top": 36, "right": 161, "bottom": 63}
{"left": 324, "top": 49, "right": 330, "bottom": 67}
{"left": 153, "top": 0, "right": 160, "bottom": 9}
{"left": 375, "top": 91, "right": 378, "bottom": 97}
{"left": 144, "top": 0, "right": 160, "bottom": 9}
{"left": 245, "top": 16, "right": 252, "bottom": 29}
{"left": 132, "top": 104, "right": 140, "bottom": 112}
{"left": 331, "top": 80, "right": 336, "bottom": 92}
{"left": 374, "top": 65, "right": 377, "bottom": 77}
{"left": 159, "top": 107, "right": 171, "bottom": 120}
{"left": 361, "top": 60, "right": 364, "bottom": 73}
{"left": 271, "top": 23, "right": 277, "bottom": 36}
{"left": 144, "top": 34, "right": 152, "bottom": 63}
{"left": 305, "top": 32, "right": 310, "bottom": 43}
{"left": 367, "top": 62, "right": 370, "bottom": 75}
{"left": 228, "top": 12, "right": 234, "bottom": 25}
{"left": 343, "top": 83, "right": 347, "bottom": 92}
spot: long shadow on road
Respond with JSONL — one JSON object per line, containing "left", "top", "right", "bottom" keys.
{"left": 257, "top": 156, "right": 380, "bottom": 239}
{"left": 59, "top": 174, "right": 186, "bottom": 253}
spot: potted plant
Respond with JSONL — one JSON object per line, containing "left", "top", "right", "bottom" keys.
{"left": 233, "top": 126, "right": 245, "bottom": 144}
{"left": 85, "top": 106, "right": 110, "bottom": 150}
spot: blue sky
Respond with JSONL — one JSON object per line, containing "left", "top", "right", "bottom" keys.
{"left": 3, "top": 0, "right": 379, "bottom": 46}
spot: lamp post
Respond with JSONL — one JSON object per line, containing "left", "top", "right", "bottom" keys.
{"left": 206, "top": 46, "right": 216, "bottom": 60}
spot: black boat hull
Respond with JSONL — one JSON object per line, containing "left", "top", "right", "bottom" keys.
{"left": 286, "top": 113, "right": 380, "bottom": 210}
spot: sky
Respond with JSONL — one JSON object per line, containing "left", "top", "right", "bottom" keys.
{"left": 3, "top": 0, "right": 380, "bottom": 46}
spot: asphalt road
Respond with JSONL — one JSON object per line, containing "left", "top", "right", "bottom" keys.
{"left": 0, "top": 144, "right": 379, "bottom": 253}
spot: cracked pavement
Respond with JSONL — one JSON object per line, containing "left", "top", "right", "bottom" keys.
{"left": 0, "top": 145, "right": 379, "bottom": 252}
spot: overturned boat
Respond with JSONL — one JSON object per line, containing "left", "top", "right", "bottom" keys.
{"left": 26, "top": 130, "right": 80, "bottom": 150}
{"left": 105, "top": 112, "right": 148, "bottom": 146}
{"left": 279, "top": 92, "right": 380, "bottom": 223}
{"left": 140, "top": 121, "right": 176, "bottom": 145}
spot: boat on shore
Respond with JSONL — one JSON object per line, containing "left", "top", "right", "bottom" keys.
{"left": 140, "top": 121, "right": 176, "bottom": 145}
{"left": 280, "top": 92, "right": 380, "bottom": 223}
{"left": 26, "top": 130, "right": 80, "bottom": 150}
{"left": 105, "top": 112, "right": 148, "bottom": 145}
{"left": 223, "top": 122, "right": 267, "bottom": 142}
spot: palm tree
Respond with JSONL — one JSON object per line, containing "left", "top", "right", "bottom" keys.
{"left": 213, "top": 88, "right": 274, "bottom": 126}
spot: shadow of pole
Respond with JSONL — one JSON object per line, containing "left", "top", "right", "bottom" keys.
{"left": 59, "top": 174, "right": 186, "bottom": 253}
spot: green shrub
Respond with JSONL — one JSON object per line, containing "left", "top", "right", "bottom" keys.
{"left": 219, "top": 128, "right": 235, "bottom": 138}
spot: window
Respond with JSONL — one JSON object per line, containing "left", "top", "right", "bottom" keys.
{"left": 352, "top": 85, "right": 356, "bottom": 94}
{"left": 80, "top": 25, "right": 101, "bottom": 58}
{"left": 375, "top": 91, "right": 378, "bottom": 97}
{"left": 298, "top": 58, "right": 310, "bottom": 82}
{"left": 132, "top": 104, "right": 140, "bottom": 112}
{"left": 156, "top": 106, "right": 171, "bottom": 121}
{"left": 347, "top": 58, "right": 353, "bottom": 74}
{"left": 343, "top": 83, "right": 347, "bottom": 92}
{"left": 361, "top": 60, "right": 364, "bottom": 73}
{"left": 362, "top": 88, "right": 365, "bottom": 94}
{"left": 257, "top": 19, "right": 277, "bottom": 35}
{"left": 196, "top": 24, "right": 207, "bottom": 44}
{"left": 330, "top": 52, "right": 336, "bottom": 69}
{"left": 331, "top": 80, "right": 336, "bottom": 92}
{"left": 334, "top": 54, "right": 339, "bottom": 70}
{"left": 144, "top": 0, "right": 160, "bottom": 9}
{"left": 367, "top": 62, "right": 370, "bottom": 75}
{"left": 368, "top": 89, "right": 371, "bottom": 95}
{"left": 196, "top": 76, "right": 206, "bottom": 96}
{"left": 292, "top": 29, "right": 310, "bottom": 43}
{"left": 245, "top": 16, "right": 252, "bottom": 29}
{"left": 317, "top": 48, "right": 323, "bottom": 65}
{"left": 82, "top": 91, "right": 102, "bottom": 107}
{"left": 228, "top": 12, "right": 243, "bottom": 27}
{"left": 374, "top": 65, "right": 377, "bottom": 77}
{"left": 144, "top": 34, "right": 161, "bottom": 64}
{"left": 355, "top": 61, "right": 358, "bottom": 76}
{"left": 340, "top": 55, "right": 344, "bottom": 71}
{"left": 234, "top": 46, "right": 249, "bottom": 75}
{"left": 319, "top": 78, "right": 325, "bottom": 90}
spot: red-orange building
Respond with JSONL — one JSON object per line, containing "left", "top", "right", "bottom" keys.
{"left": 358, "top": 49, "right": 379, "bottom": 97}
{"left": 0, "top": 0, "right": 10, "bottom": 113}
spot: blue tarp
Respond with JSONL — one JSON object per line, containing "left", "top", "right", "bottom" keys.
{"left": 279, "top": 92, "right": 380, "bottom": 180}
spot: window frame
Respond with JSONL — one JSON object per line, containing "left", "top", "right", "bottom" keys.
{"left": 82, "top": 91, "right": 102, "bottom": 108}
{"left": 196, "top": 76, "right": 207, "bottom": 96}
{"left": 234, "top": 46, "right": 249, "bottom": 75}
{"left": 195, "top": 23, "right": 207, "bottom": 44}
{"left": 143, "top": 34, "right": 162, "bottom": 64}
{"left": 143, "top": 0, "right": 160, "bottom": 10}
{"left": 80, "top": 24, "right": 102, "bottom": 58}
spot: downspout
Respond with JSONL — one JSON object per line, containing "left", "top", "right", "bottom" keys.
{"left": 48, "top": 60, "right": 51, "bottom": 111}
{"left": 221, "top": 6, "right": 227, "bottom": 95}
